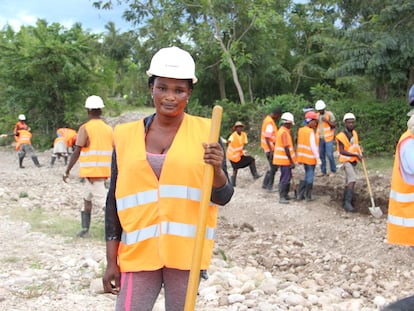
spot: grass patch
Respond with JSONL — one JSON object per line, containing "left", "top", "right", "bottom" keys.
{"left": 363, "top": 154, "right": 394, "bottom": 174}
{"left": 8, "top": 206, "right": 105, "bottom": 241}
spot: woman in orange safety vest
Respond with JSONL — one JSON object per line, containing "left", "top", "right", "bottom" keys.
{"left": 102, "top": 47, "right": 234, "bottom": 310}
{"left": 226, "top": 121, "right": 261, "bottom": 187}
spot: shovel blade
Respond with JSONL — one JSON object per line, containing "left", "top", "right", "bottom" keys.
{"left": 369, "top": 206, "right": 383, "bottom": 218}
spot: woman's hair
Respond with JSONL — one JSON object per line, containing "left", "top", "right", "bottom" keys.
{"left": 148, "top": 75, "right": 193, "bottom": 90}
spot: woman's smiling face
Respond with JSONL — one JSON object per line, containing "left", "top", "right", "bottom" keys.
{"left": 151, "top": 77, "right": 192, "bottom": 117}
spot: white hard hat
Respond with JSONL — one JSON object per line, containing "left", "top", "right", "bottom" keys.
{"left": 18, "top": 114, "right": 26, "bottom": 121}
{"left": 146, "top": 46, "right": 198, "bottom": 83}
{"left": 343, "top": 112, "right": 356, "bottom": 122}
{"left": 85, "top": 95, "right": 104, "bottom": 109}
{"left": 315, "top": 100, "right": 326, "bottom": 110}
{"left": 281, "top": 112, "right": 295, "bottom": 125}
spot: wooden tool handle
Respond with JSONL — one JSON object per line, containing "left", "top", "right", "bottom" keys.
{"left": 184, "top": 105, "right": 223, "bottom": 311}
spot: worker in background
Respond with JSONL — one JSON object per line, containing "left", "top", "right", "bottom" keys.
{"left": 63, "top": 95, "right": 114, "bottom": 238}
{"left": 261, "top": 107, "right": 282, "bottom": 192}
{"left": 13, "top": 114, "right": 31, "bottom": 142}
{"left": 15, "top": 128, "right": 42, "bottom": 168}
{"left": 50, "top": 135, "right": 69, "bottom": 167}
{"left": 226, "top": 121, "right": 261, "bottom": 187}
{"left": 57, "top": 127, "right": 77, "bottom": 153}
{"left": 273, "top": 112, "right": 296, "bottom": 204}
{"left": 387, "top": 84, "right": 414, "bottom": 248}
{"left": 315, "top": 100, "right": 337, "bottom": 177}
{"left": 336, "top": 113, "right": 361, "bottom": 213}
{"left": 296, "top": 111, "right": 319, "bottom": 201}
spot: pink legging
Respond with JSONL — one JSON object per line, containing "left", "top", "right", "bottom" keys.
{"left": 116, "top": 268, "right": 190, "bottom": 311}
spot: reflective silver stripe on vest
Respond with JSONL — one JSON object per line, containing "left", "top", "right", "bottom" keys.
{"left": 297, "top": 144, "right": 311, "bottom": 150}
{"left": 161, "top": 221, "right": 215, "bottom": 240}
{"left": 389, "top": 189, "right": 414, "bottom": 203}
{"left": 80, "top": 150, "right": 113, "bottom": 156}
{"left": 160, "top": 185, "right": 202, "bottom": 201}
{"left": 121, "top": 223, "right": 160, "bottom": 244}
{"left": 79, "top": 162, "right": 111, "bottom": 167}
{"left": 117, "top": 189, "right": 158, "bottom": 211}
{"left": 121, "top": 221, "right": 215, "bottom": 245}
{"left": 296, "top": 152, "right": 315, "bottom": 159}
{"left": 388, "top": 214, "right": 414, "bottom": 227}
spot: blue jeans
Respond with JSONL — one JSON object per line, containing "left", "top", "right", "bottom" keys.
{"left": 319, "top": 139, "right": 336, "bottom": 174}
{"left": 304, "top": 164, "right": 315, "bottom": 184}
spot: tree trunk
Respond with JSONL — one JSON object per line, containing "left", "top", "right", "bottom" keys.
{"left": 218, "top": 67, "right": 226, "bottom": 100}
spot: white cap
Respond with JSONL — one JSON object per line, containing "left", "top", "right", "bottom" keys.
{"left": 85, "top": 95, "right": 104, "bottom": 109}
{"left": 18, "top": 114, "right": 26, "bottom": 121}
{"left": 343, "top": 112, "right": 356, "bottom": 122}
{"left": 281, "top": 112, "right": 295, "bottom": 125}
{"left": 146, "top": 46, "right": 198, "bottom": 83}
{"left": 315, "top": 100, "right": 326, "bottom": 110}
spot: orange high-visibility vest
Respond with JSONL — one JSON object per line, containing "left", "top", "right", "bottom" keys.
{"left": 387, "top": 130, "right": 414, "bottom": 246}
{"left": 336, "top": 130, "right": 359, "bottom": 163}
{"left": 57, "top": 128, "right": 77, "bottom": 147}
{"left": 273, "top": 126, "right": 296, "bottom": 166}
{"left": 15, "top": 129, "right": 32, "bottom": 151}
{"left": 79, "top": 119, "right": 113, "bottom": 178}
{"left": 226, "top": 131, "right": 247, "bottom": 163}
{"left": 260, "top": 115, "right": 277, "bottom": 152}
{"left": 316, "top": 111, "right": 335, "bottom": 142}
{"left": 114, "top": 113, "right": 218, "bottom": 272}
{"left": 14, "top": 121, "right": 29, "bottom": 142}
{"left": 297, "top": 126, "right": 318, "bottom": 165}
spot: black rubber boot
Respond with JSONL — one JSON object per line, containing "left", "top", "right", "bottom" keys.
{"left": 78, "top": 211, "right": 91, "bottom": 238}
{"left": 64, "top": 156, "right": 68, "bottom": 166}
{"left": 50, "top": 157, "right": 56, "bottom": 167}
{"left": 230, "top": 175, "right": 237, "bottom": 187}
{"left": 266, "top": 168, "right": 277, "bottom": 192}
{"left": 305, "top": 183, "right": 314, "bottom": 202}
{"left": 262, "top": 171, "right": 270, "bottom": 189}
{"left": 285, "top": 183, "right": 292, "bottom": 200}
{"left": 32, "top": 156, "right": 42, "bottom": 168}
{"left": 343, "top": 188, "right": 356, "bottom": 212}
{"left": 18, "top": 154, "right": 25, "bottom": 168}
{"left": 296, "top": 181, "right": 306, "bottom": 200}
{"left": 249, "top": 161, "right": 262, "bottom": 179}
{"left": 279, "top": 184, "right": 290, "bottom": 204}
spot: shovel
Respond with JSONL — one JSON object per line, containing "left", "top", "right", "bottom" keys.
{"left": 360, "top": 156, "right": 383, "bottom": 218}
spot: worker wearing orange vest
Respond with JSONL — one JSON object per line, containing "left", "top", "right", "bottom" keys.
{"left": 315, "top": 100, "right": 337, "bottom": 176}
{"left": 15, "top": 129, "right": 42, "bottom": 168}
{"left": 102, "top": 47, "right": 234, "bottom": 309}
{"left": 13, "top": 114, "right": 31, "bottom": 142}
{"left": 260, "top": 107, "right": 282, "bottom": 191}
{"left": 273, "top": 112, "right": 296, "bottom": 204}
{"left": 63, "top": 95, "right": 113, "bottom": 238}
{"left": 296, "top": 111, "right": 319, "bottom": 201}
{"left": 387, "top": 85, "right": 414, "bottom": 247}
{"left": 336, "top": 113, "right": 362, "bottom": 212}
{"left": 226, "top": 121, "right": 261, "bottom": 187}
{"left": 57, "top": 127, "right": 77, "bottom": 149}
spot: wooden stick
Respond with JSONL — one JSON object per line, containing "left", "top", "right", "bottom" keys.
{"left": 184, "top": 105, "right": 223, "bottom": 311}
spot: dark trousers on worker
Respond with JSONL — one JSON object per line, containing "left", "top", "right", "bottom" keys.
{"left": 262, "top": 151, "right": 278, "bottom": 190}
{"left": 230, "top": 155, "right": 254, "bottom": 170}
{"left": 279, "top": 165, "right": 292, "bottom": 184}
